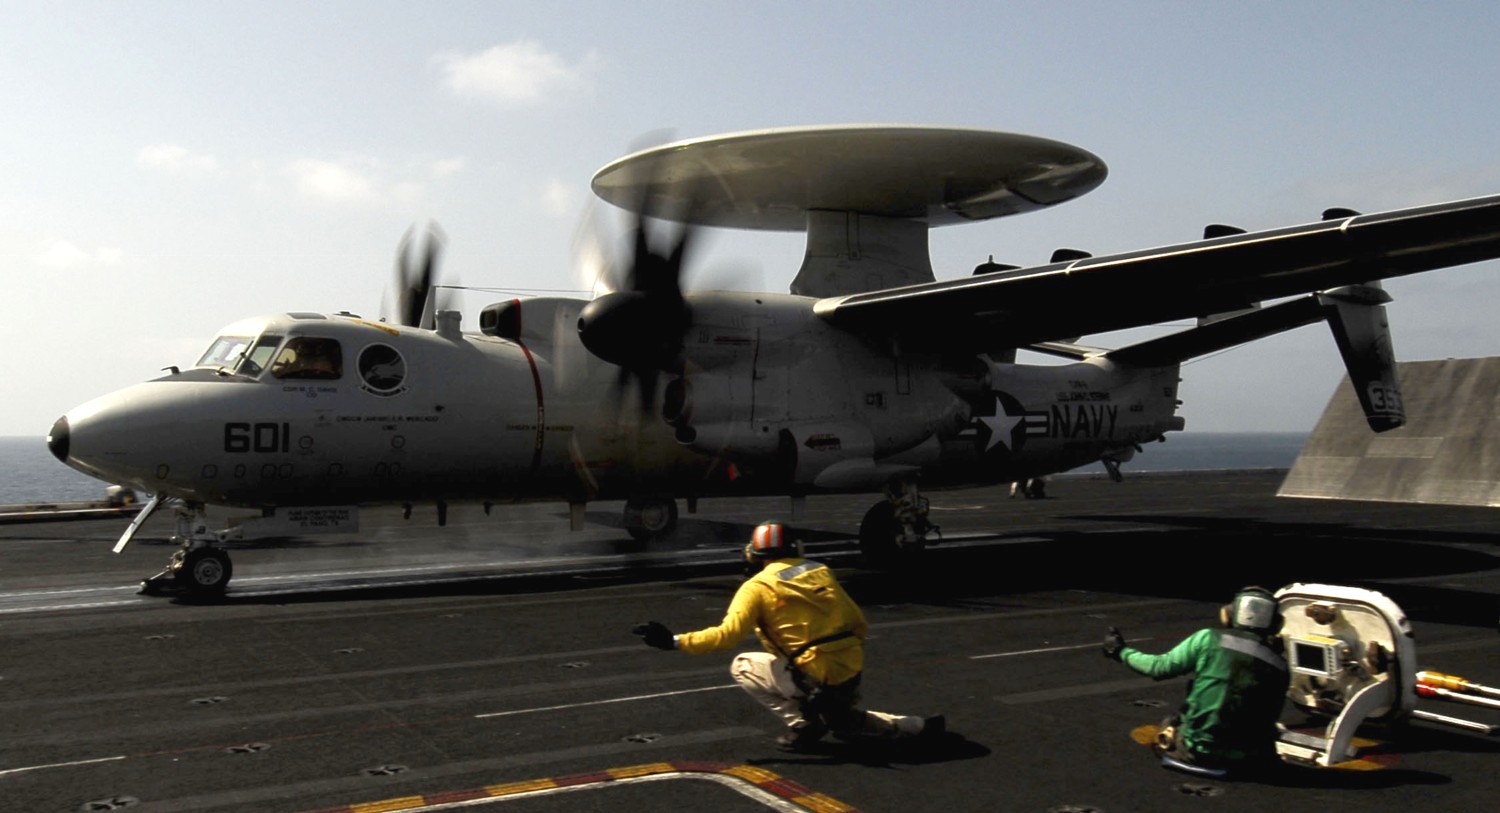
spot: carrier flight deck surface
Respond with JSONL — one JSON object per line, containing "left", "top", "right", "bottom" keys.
{"left": 2, "top": 469, "right": 1499, "bottom": 812}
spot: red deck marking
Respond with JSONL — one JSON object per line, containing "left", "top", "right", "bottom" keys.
{"left": 759, "top": 776, "right": 818, "bottom": 797}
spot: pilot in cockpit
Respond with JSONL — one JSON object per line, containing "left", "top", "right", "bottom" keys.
{"left": 271, "top": 337, "right": 342, "bottom": 380}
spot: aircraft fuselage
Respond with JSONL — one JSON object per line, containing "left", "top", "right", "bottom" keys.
{"left": 49, "top": 299, "right": 1183, "bottom": 511}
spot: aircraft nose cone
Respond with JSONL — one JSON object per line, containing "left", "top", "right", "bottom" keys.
{"left": 47, "top": 416, "right": 70, "bottom": 463}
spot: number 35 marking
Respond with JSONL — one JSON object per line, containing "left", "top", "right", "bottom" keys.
{"left": 1367, "top": 385, "right": 1403, "bottom": 414}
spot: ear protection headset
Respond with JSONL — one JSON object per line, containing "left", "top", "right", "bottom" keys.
{"left": 1220, "top": 586, "right": 1280, "bottom": 634}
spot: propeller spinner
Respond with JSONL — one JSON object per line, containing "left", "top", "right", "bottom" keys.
{"left": 576, "top": 159, "right": 699, "bottom": 412}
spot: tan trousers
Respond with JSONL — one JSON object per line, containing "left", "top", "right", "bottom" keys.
{"left": 729, "top": 651, "right": 924, "bottom": 737}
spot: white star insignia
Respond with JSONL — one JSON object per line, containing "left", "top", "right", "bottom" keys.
{"left": 976, "top": 398, "right": 1023, "bottom": 452}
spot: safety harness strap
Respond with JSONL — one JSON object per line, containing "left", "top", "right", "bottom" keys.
{"left": 787, "top": 629, "right": 856, "bottom": 662}
{"left": 1219, "top": 632, "right": 1288, "bottom": 671}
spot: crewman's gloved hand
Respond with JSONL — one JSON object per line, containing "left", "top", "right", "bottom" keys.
{"left": 1103, "top": 626, "right": 1126, "bottom": 661}
{"left": 633, "top": 621, "right": 676, "bottom": 650}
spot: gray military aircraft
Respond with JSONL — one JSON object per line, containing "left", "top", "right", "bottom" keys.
{"left": 44, "top": 125, "right": 1500, "bottom": 596}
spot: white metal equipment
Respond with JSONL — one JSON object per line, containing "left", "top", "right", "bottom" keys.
{"left": 1274, "top": 583, "right": 1498, "bottom": 768}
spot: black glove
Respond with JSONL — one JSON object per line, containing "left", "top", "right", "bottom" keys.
{"left": 633, "top": 621, "right": 676, "bottom": 650}
{"left": 1103, "top": 626, "right": 1126, "bottom": 661}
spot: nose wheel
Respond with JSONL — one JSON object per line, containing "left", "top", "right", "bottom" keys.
{"left": 140, "top": 539, "right": 234, "bottom": 599}
{"left": 138, "top": 507, "right": 237, "bottom": 603}
{"left": 178, "top": 544, "right": 233, "bottom": 594}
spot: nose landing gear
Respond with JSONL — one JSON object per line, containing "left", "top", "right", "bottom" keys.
{"left": 141, "top": 540, "right": 234, "bottom": 598}
{"left": 138, "top": 503, "right": 234, "bottom": 599}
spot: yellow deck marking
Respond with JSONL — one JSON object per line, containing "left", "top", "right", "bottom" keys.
{"left": 351, "top": 796, "right": 425, "bottom": 813}
{"left": 608, "top": 762, "right": 676, "bottom": 779}
{"left": 482, "top": 778, "right": 557, "bottom": 796}
{"left": 302, "top": 761, "right": 860, "bottom": 813}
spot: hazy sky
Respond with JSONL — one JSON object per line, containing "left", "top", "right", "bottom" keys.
{"left": 5, "top": 2, "right": 1500, "bottom": 439}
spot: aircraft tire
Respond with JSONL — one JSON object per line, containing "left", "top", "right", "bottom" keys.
{"left": 175, "top": 547, "right": 233, "bottom": 596}
{"left": 858, "top": 502, "right": 902, "bottom": 569}
{"left": 624, "top": 498, "right": 678, "bottom": 541}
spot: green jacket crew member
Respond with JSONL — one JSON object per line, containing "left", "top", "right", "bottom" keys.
{"left": 634, "top": 522, "right": 943, "bottom": 750}
{"left": 1104, "top": 587, "right": 1289, "bottom": 771}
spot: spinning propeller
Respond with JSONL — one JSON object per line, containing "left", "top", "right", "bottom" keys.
{"left": 576, "top": 160, "right": 699, "bottom": 413}
{"left": 384, "top": 222, "right": 448, "bottom": 329}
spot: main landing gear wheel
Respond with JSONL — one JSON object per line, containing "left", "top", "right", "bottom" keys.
{"left": 140, "top": 542, "right": 233, "bottom": 598}
{"left": 860, "top": 502, "right": 919, "bottom": 569}
{"left": 624, "top": 498, "right": 678, "bottom": 542}
{"left": 858, "top": 493, "right": 935, "bottom": 570}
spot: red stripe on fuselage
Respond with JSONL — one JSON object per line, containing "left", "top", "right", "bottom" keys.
{"left": 516, "top": 346, "right": 546, "bottom": 477}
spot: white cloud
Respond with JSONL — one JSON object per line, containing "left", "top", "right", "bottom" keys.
{"left": 283, "top": 156, "right": 457, "bottom": 206}
{"left": 435, "top": 41, "right": 599, "bottom": 105}
{"left": 34, "top": 239, "right": 124, "bottom": 269}
{"left": 432, "top": 157, "right": 466, "bottom": 179}
{"left": 136, "top": 144, "right": 219, "bottom": 174}
{"left": 541, "top": 178, "right": 576, "bottom": 217}
{"left": 287, "top": 159, "right": 379, "bottom": 203}
{"left": 389, "top": 181, "right": 424, "bottom": 203}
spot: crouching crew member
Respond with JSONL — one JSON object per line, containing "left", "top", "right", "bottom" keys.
{"left": 633, "top": 521, "right": 943, "bottom": 750}
{"left": 1103, "top": 586, "right": 1289, "bottom": 774}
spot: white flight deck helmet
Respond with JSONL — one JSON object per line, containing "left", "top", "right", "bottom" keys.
{"left": 1220, "top": 586, "right": 1281, "bottom": 634}
{"left": 743, "top": 521, "right": 803, "bottom": 561}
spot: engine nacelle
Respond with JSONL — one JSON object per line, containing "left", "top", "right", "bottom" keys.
{"left": 479, "top": 297, "right": 586, "bottom": 345}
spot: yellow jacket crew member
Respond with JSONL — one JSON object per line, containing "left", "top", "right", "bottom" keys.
{"left": 634, "top": 522, "right": 943, "bottom": 749}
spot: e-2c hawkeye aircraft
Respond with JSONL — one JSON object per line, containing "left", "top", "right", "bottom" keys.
{"left": 45, "top": 125, "right": 1500, "bottom": 596}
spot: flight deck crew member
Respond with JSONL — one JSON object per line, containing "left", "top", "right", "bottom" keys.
{"left": 633, "top": 522, "right": 943, "bottom": 750}
{"left": 1103, "top": 586, "right": 1289, "bottom": 774}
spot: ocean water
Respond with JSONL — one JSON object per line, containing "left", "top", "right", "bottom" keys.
{"left": 0, "top": 432, "right": 1308, "bottom": 506}
{"left": 1121, "top": 431, "right": 1309, "bottom": 474}
{"left": 0, "top": 435, "right": 114, "bottom": 504}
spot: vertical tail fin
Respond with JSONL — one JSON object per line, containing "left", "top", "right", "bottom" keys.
{"left": 1321, "top": 282, "right": 1404, "bottom": 432}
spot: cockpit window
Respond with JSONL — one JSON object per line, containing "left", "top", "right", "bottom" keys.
{"left": 270, "top": 337, "right": 343, "bottom": 380}
{"left": 196, "top": 333, "right": 284, "bottom": 377}
{"left": 196, "top": 336, "right": 255, "bottom": 369}
{"left": 240, "top": 334, "right": 283, "bottom": 376}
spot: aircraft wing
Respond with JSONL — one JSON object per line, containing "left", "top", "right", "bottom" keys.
{"left": 813, "top": 194, "right": 1500, "bottom": 349}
